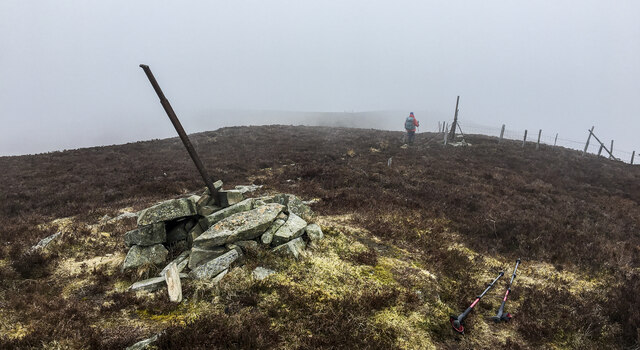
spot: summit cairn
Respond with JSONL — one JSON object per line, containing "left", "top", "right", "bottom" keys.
{"left": 122, "top": 181, "right": 323, "bottom": 297}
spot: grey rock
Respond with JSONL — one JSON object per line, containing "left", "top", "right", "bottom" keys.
{"left": 272, "top": 237, "right": 306, "bottom": 259}
{"left": 261, "top": 219, "right": 286, "bottom": 245}
{"left": 30, "top": 232, "right": 61, "bottom": 252}
{"left": 187, "top": 224, "right": 204, "bottom": 246}
{"left": 211, "top": 269, "right": 228, "bottom": 284}
{"left": 188, "top": 246, "right": 226, "bottom": 269}
{"left": 126, "top": 334, "right": 159, "bottom": 350}
{"left": 235, "top": 184, "right": 263, "bottom": 194}
{"left": 218, "top": 190, "right": 244, "bottom": 207}
{"left": 305, "top": 223, "right": 324, "bottom": 242}
{"left": 203, "top": 199, "right": 253, "bottom": 227}
{"left": 196, "top": 194, "right": 213, "bottom": 208}
{"left": 129, "top": 276, "right": 166, "bottom": 292}
{"left": 189, "top": 249, "right": 241, "bottom": 280}
{"left": 259, "top": 194, "right": 313, "bottom": 220}
{"left": 202, "top": 180, "right": 224, "bottom": 196}
{"left": 122, "top": 244, "right": 168, "bottom": 271}
{"left": 137, "top": 198, "right": 197, "bottom": 226}
{"left": 252, "top": 267, "right": 276, "bottom": 281}
{"left": 272, "top": 213, "right": 307, "bottom": 246}
{"left": 165, "top": 262, "right": 182, "bottom": 303}
{"left": 198, "top": 205, "right": 221, "bottom": 217}
{"left": 124, "top": 223, "right": 166, "bottom": 247}
{"left": 233, "top": 240, "right": 259, "bottom": 253}
{"left": 194, "top": 203, "right": 284, "bottom": 248}
{"left": 159, "top": 251, "right": 190, "bottom": 277}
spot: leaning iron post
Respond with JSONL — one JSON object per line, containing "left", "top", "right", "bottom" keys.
{"left": 139, "top": 64, "right": 218, "bottom": 198}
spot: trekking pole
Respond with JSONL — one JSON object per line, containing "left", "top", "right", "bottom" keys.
{"left": 450, "top": 271, "right": 504, "bottom": 334}
{"left": 491, "top": 258, "right": 521, "bottom": 322}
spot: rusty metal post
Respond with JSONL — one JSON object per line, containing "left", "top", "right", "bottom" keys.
{"left": 139, "top": 64, "right": 218, "bottom": 197}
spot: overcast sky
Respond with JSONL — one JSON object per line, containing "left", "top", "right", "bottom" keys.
{"left": 1, "top": 1, "right": 639, "bottom": 156}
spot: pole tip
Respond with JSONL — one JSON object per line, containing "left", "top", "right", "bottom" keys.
{"left": 139, "top": 64, "right": 149, "bottom": 69}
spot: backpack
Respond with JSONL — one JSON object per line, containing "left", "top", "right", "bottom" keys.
{"left": 404, "top": 117, "right": 415, "bottom": 130}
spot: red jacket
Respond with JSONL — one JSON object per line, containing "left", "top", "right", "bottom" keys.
{"left": 407, "top": 115, "right": 419, "bottom": 132}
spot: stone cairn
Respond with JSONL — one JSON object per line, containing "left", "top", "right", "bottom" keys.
{"left": 121, "top": 181, "right": 323, "bottom": 296}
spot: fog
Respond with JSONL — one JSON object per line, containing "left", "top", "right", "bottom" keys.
{"left": 1, "top": 1, "right": 639, "bottom": 157}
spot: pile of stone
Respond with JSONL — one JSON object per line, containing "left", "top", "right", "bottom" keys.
{"left": 121, "top": 181, "right": 323, "bottom": 294}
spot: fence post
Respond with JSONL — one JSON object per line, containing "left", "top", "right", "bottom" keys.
{"left": 536, "top": 129, "right": 542, "bottom": 150}
{"left": 443, "top": 130, "right": 448, "bottom": 145}
{"left": 438, "top": 122, "right": 441, "bottom": 133}
{"left": 609, "top": 140, "right": 614, "bottom": 159}
{"left": 598, "top": 144, "right": 603, "bottom": 156}
{"left": 632, "top": 151, "right": 636, "bottom": 165}
{"left": 522, "top": 130, "right": 528, "bottom": 148}
{"left": 499, "top": 124, "right": 505, "bottom": 143}
{"left": 442, "top": 121, "right": 446, "bottom": 133}
{"left": 554, "top": 133, "right": 558, "bottom": 146}
{"left": 583, "top": 126, "right": 594, "bottom": 156}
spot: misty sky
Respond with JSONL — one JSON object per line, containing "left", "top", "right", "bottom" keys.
{"left": 1, "top": 1, "right": 639, "bottom": 156}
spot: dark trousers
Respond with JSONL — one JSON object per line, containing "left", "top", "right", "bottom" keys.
{"left": 407, "top": 131, "right": 416, "bottom": 144}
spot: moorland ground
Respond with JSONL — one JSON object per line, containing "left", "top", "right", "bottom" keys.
{"left": 0, "top": 125, "right": 639, "bottom": 349}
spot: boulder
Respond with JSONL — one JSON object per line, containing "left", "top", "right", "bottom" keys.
{"left": 272, "top": 213, "right": 307, "bottom": 246}
{"left": 165, "top": 262, "right": 182, "bottom": 303}
{"left": 189, "top": 249, "right": 241, "bottom": 280}
{"left": 158, "top": 251, "right": 190, "bottom": 277}
{"left": 261, "top": 219, "right": 286, "bottom": 245}
{"left": 137, "top": 198, "right": 197, "bottom": 226}
{"left": 305, "top": 223, "right": 324, "bottom": 242}
{"left": 188, "top": 246, "right": 226, "bottom": 269}
{"left": 235, "top": 184, "right": 263, "bottom": 194}
{"left": 218, "top": 190, "right": 244, "bottom": 207}
{"left": 129, "top": 276, "right": 166, "bottom": 292}
{"left": 187, "top": 224, "right": 204, "bottom": 246}
{"left": 260, "top": 194, "right": 313, "bottom": 220}
{"left": 203, "top": 199, "right": 253, "bottom": 227}
{"left": 126, "top": 334, "right": 159, "bottom": 350}
{"left": 233, "top": 240, "right": 259, "bottom": 253}
{"left": 198, "top": 205, "right": 221, "bottom": 217}
{"left": 193, "top": 203, "right": 284, "bottom": 248}
{"left": 122, "top": 244, "right": 168, "bottom": 271}
{"left": 124, "top": 223, "right": 166, "bottom": 247}
{"left": 272, "top": 237, "right": 306, "bottom": 259}
{"left": 252, "top": 267, "right": 276, "bottom": 281}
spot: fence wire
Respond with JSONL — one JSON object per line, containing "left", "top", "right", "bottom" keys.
{"left": 435, "top": 122, "right": 636, "bottom": 164}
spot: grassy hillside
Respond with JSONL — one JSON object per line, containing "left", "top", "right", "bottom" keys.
{"left": 1, "top": 125, "right": 639, "bottom": 349}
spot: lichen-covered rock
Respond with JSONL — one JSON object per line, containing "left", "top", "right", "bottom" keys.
{"left": 198, "top": 205, "right": 221, "bottom": 217}
{"left": 137, "top": 198, "right": 197, "bottom": 226}
{"left": 218, "top": 190, "right": 244, "bottom": 207}
{"left": 189, "top": 249, "right": 240, "bottom": 280}
{"left": 261, "top": 219, "right": 286, "bottom": 245}
{"left": 252, "top": 267, "right": 276, "bottom": 281}
{"left": 165, "top": 262, "right": 182, "bottom": 303}
{"left": 187, "top": 224, "right": 204, "bottom": 246}
{"left": 305, "top": 223, "right": 324, "bottom": 242}
{"left": 193, "top": 203, "right": 284, "bottom": 248}
{"left": 259, "top": 194, "right": 314, "bottom": 220}
{"left": 272, "top": 237, "right": 306, "bottom": 259}
{"left": 233, "top": 240, "right": 259, "bottom": 253}
{"left": 126, "top": 334, "right": 159, "bottom": 350}
{"left": 272, "top": 213, "right": 307, "bottom": 246}
{"left": 124, "top": 223, "right": 166, "bottom": 247}
{"left": 29, "top": 232, "right": 61, "bottom": 252}
{"left": 122, "top": 244, "right": 168, "bottom": 271}
{"left": 188, "top": 246, "right": 226, "bottom": 269}
{"left": 203, "top": 198, "right": 253, "bottom": 227}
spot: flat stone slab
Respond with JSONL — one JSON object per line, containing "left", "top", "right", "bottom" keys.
{"left": 137, "top": 198, "right": 197, "bottom": 226}
{"left": 126, "top": 334, "right": 159, "bottom": 350}
{"left": 130, "top": 276, "right": 166, "bottom": 292}
{"left": 189, "top": 249, "right": 240, "bottom": 280}
{"left": 122, "top": 244, "right": 168, "bottom": 271}
{"left": 252, "top": 267, "right": 276, "bottom": 281}
{"left": 272, "top": 213, "right": 307, "bottom": 246}
{"left": 165, "top": 262, "right": 182, "bottom": 303}
{"left": 260, "top": 194, "right": 314, "bottom": 220}
{"left": 203, "top": 198, "right": 253, "bottom": 228}
{"left": 305, "top": 223, "right": 324, "bottom": 242}
{"left": 272, "top": 237, "right": 306, "bottom": 259}
{"left": 193, "top": 203, "right": 284, "bottom": 249}
{"left": 218, "top": 190, "right": 244, "bottom": 207}
{"left": 188, "top": 246, "right": 226, "bottom": 269}
{"left": 124, "top": 223, "right": 166, "bottom": 247}
{"left": 261, "top": 219, "right": 285, "bottom": 245}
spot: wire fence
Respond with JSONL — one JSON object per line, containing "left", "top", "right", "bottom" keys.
{"left": 434, "top": 121, "right": 637, "bottom": 165}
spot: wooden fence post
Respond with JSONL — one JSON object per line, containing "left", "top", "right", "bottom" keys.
{"left": 632, "top": 151, "right": 635, "bottom": 165}
{"left": 438, "top": 122, "right": 441, "bottom": 133}
{"left": 598, "top": 144, "right": 603, "bottom": 156}
{"left": 499, "top": 124, "right": 505, "bottom": 143}
{"left": 443, "top": 130, "right": 448, "bottom": 145}
{"left": 522, "top": 130, "right": 528, "bottom": 148}
{"left": 554, "top": 133, "right": 558, "bottom": 146}
{"left": 442, "top": 121, "right": 446, "bottom": 133}
{"left": 609, "top": 140, "right": 614, "bottom": 159}
{"left": 536, "top": 129, "right": 542, "bottom": 150}
{"left": 583, "top": 126, "right": 594, "bottom": 155}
